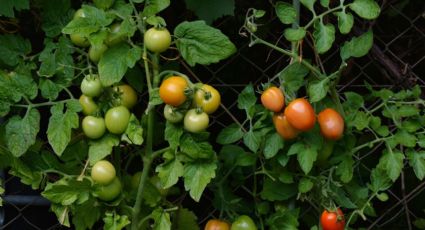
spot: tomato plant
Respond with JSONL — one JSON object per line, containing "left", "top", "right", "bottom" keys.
{"left": 184, "top": 109, "right": 209, "bottom": 133}
{"left": 92, "top": 0, "right": 115, "bottom": 10}
{"left": 105, "top": 23, "right": 126, "bottom": 46}
{"left": 273, "top": 113, "right": 299, "bottom": 140}
{"left": 261, "top": 86, "right": 284, "bottom": 112}
{"left": 144, "top": 27, "right": 172, "bottom": 53}
{"left": 104, "top": 106, "right": 131, "bottom": 134}
{"left": 194, "top": 84, "right": 221, "bottom": 114}
{"left": 231, "top": 215, "right": 257, "bottom": 230}
{"left": 91, "top": 160, "right": 116, "bottom": 185}
{"left": 320, "top": 208, "right": 345, "bottom": 230}
{"left": 159, "top": 76, "right": 189, "bottom": 107}
{"left": 82, "top": 116, "right": 106, "bottom": 139}
{"left": 89, "top": 43, "right": 108, "bottom": 63}
{"left": 205, "top": 219, "right": 231, "bottom": 230}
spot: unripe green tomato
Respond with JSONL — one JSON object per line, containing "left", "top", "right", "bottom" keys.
{"left": 105, "top": 106, "right": 131, "bottom": 134}
{"left": 82, "top": 116, "right": 106, "bottom": 139}
{"left": 89, "top": 44, "right": 108, "bottom": 63}
{"left": 113, "top": 84, "right": 138, "bottom": 109}
{"left": 231, "top": 215, "right": 257, "bottom": 230}
{"left": 183, "top": 109, "right": 209, "bottom": 133}
{"left": 105, "top": 23, "right": 126, "bottom": 46}
{"left": 91, "top": 160, "right": 116, "bottom": 185}
{"left": 70, "top": 33, "right": 90, "bottom": 47}
{"left": 144, "top": 27, "right": 171, "bottom": 53}
{"left": 163, "top": 104, "right": 184, "bottom": 123}
{"left": 79, "top": 95, "right": 98, "bottom": 115}
{"left": 95, "top": 177, "right": 122, "bottom": 201}
{"left": 81, "top": 74, "right": 103, "bottom": 97}
{"left": 93, "top": 0, "right": 115, "bottom": 9}
{"left": 150, "top": 175, "right": 169, "bottom": 197}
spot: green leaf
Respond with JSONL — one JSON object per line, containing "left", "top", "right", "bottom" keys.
{"left": 9, "top": 157, "right": 43, "bottom": 189}
{"left": 72, "top": 198, "right": 101, "bottom": 230}
{"left": 103, "top": 212, "right": 130, "bottom": 230}
{"left": 300, "top": 0, "right": 316, "bottom": 12}
{"left": 350, "top": 111, "right": 369, "bottom": 130}
{"left": 42, "top": 178, "right": 91, "bottom": 206}
{"left": 181, "top": 134, "right": 216, "bottom": 159}
{"left": 62, "top": 5, "right": 114, "bottom": 36}
{"left": 237, "top": 84, "right": 256, "bottom": 111}
{"left": 174, "top": 20, "right": 236, "bottom": 66}
{"left": 394, "top": 130, "right": 417, "bottom": 147}
{"left": 313, "top": 21, "right": 335, "bottom": 54}
{"left": 340, "top": 30, "right": 373, "bottom": 60}
{"left": 377, "top": 150, "right": 404, "bottom": 181}
{"left": 88, "top": 134, "right": 120, "bottom": 165}
{"left": 401, "top": 120, "right": 421, "bottom": 133}
{"left": 98, "top": 43, "right": 142, "bottom": 86}
{"left": 343, "top": 92, "right": 364, "bottom": 111}
{"left": 51, "top": 204, "right": 70, "bottom": 227}
{"left": 47, "top": 101, "right": 81, "bottom": 156}
{"left": 216, "top": 123, "right": 244, "bottom": 144}
{"left": 308, "top": 78, "right": 329, "bottom": 102}
{"left": 397, "top": 105, "right": 420, "bottom": 117}
{"left": 185, "top": 0, "right": 235, "bottom": 24}
{"left": 297, "top": 144, "right": 317, "bottom": 174}
{"left": 165, "top": 122, "right": 183, "bottom": 149}
{"left": 369, "top": 167, "right": 392, "bottom": 192}
{"left": 183, "top": 161, "right": 217, "bottom": 201}
{"left": 122, "top": 114, "right": 144, "bottom": 145}
{"left": 156, "top": 155, "right": 184, "bottom": 188}
{"left": 39, "top": 79, "right": 61, "bottom": 101}
{"left": 407, "top": 150, "right": 425, "bottom": 180}
{"left": 264, "top": 133, "right": 284, "bottom": 159}
{"left": 279, "top": 62, "right": 310, "bottom": 96}
{"left": 6, "top": 109, "right": 40, "bottom": 157}
{"left": 260, "top": 178, "right": 297, "bottom": 201}
{"left": 142, "top": 0, "right": 170, "bottom": 18}
{"left": 275, "top": 2, "right": 297, "bottom": 24}
{"left": 284, "top": 28, "right": 306, "bottom": 42}
{"left": 236, "top": 152, "right": 257, "bottom": 167}
{"left": 39, "top": 0, "right": 73, "bottom": 37}
{"left": 0, "top": 0, "right": 29, "bottom": 17}
{"left": 0, "top": 35, "right": 31, "bottom": 66}
{"left": 336, "top": 155, "right": 354, "bottom": 183}
{"left": 335, "top": 11, "right": 354, "bottom": 34}
{"left": 320, "top": 0, "right": 329, "bottom": 7}
{"left": 175, "top": 208, "right": 200, "bottom": 230}
{"left": 349, "top": 0, "right": 381, "bottom": 20}
{"left": 152, "top": 208, "right": 171, "bottom": 230}
{"left": 243, "top": 130, "right": 261, "bottom": 153}
{"left": 267, "top": 208, "right": 299, "bottom": 230}
{"left": 298, "top": 178, "right": 313, "bottom": 193}
{"left": 332, "top": 186, "right": 357, "bottom": 209}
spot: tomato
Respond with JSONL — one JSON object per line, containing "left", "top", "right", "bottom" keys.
{"left": 93, "top": 0, "right": 115, "bottom": 9}
{"left": 113, "top": 84, "right": 138, "bottom": 109}
{"left": 273, "top": 113, "right": 299, "bottom": 140}
{"left": 159, "top": 76, "right": 188, "bottom": 107}
{"left": 231, "top": 215, "right": 257, "bottom": 230}
{"left": 82, "top": 116, "right": 106, "bottom": 139}
{"left": 79, "top": 95, "right": 98, "bottom": 115}
{"left": 150, "top": 175, "right": 169, "bottom": 196}
{"left": 130, "top": 171, "right": 143, "bottom": 190}
{"left": 91, "top": 160, "right": 116, "bottom": 185}
{"left": 144, "top": 27, "right": 171, "bottom": 53}
{"left": 105, "top": 106, "right": 131, "bottom": 134}
{"left": 194, "top": 84, "right": 221, "bottom": 114}
{"left": 163, "top": 104, "right": 184, "bottom": 123}
{"left": 70, "top": 33, "right": 90, "bottom": 47}
{"left": 317, "top": 108, "right": 344, "bottom": 140}
{"left": 95, "top": 177, "right": 122, "bottom": 201}
{"left": 81, "top": 74, "right": 103, "bottom": 97}
{"left": 205, "top": 219, "right": 230, "bottom": 230}
{"left": 105, "top": 23, "right": 126, "bottom": 46}
{"left": 284, "top": 98, "right": 316, "bottom": 131}
{"left": 89, "top": 44, "right": 108, "bottom": 63}
{"left": 320, "top": 208, "right": 345, "bottom": 230}
{"left": 261, "top": 86, "right": 285, "bottom": 112}
{"left": 184, "top": 109, "right": 209, "bottom": 133}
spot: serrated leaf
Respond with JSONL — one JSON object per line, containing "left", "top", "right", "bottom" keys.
{"left": 264, "top": 133, "right": 284, "bottom": 159}
{"left": 39, "top": 0, "right": 72, "bottom": 37}
{"left": 275, "top": 2, "right": 297, "bottom": 24}
{"left": 336, "top": 155, "right": 354, "bottom": 183}
{"left": 103, "top": 212, "right": 130, "bottom": 230}
{"left": 260, "top": 178, "right": 297, "bottom": 201}
{"left": 298, "top": 178, "right": 313, "bottom": 193}
{"left": 313, "top": 21, "right": 335, "bottom": 54}
{"left": 51, "top": 204, "right": 70, "bottom": 227}
{"left": 72, "top": 198, "right": 101, "bottom": 230}
{"left": 156, "top": 156, "right": 184, "bottom": 188}
{"left": 181, "top": 134, "right": 215, "bottom": 159}
{"left": 88, "top": 134, "right": 120, "bottom": 165}
{"left": 0, "top": 35, "right": 31, "bottom": 66}
{"left": 349, "top": 0, "right": 381, "bottom": 20}
{"left": 237, "top": 84, "right": 256, "bottom": 111}
{"left": 308, "top": 78, "right": 329, "bottom": 102}
{"left": 6, "top": 109, "right": 40, "bottom": 157}
{"left": 394, "top": 130, "right": 417, "bottom": 147}
{"left": 320, "top": 0, "right": 329, "bottom": 7}
{"left": 343, "top": 92, "right": 364, "bottom": 111}
{"left": 42, "top": 178, "right": 91, "bottom": 206}
{"left": 0, "top": 0, "right": 29, "bottom": 17}
{"left": 300, "top": 0, "right": 316, "bottom": 12}
{"left": 298, "top": 144, "right": 317, "bottom": 174}
{"left": 407, "top": 150, "right": 425, "bottom": 180}
{"left": 378, "top": 150, "right": 404, "bottom": 181}
{"left": 216, "top": 123, "right": 244, "bottom": 144}
{"left": 39, "top": 79, "right": 61, "bottom": 101}
{"left": 142, "top": 0, "right": 170, "bottom": 18}
{"left": 350, "top": 111, "right": 369, "bottom": 130}
{"left": 175, "top": 208, "right": 200, "bottom": 230}
{"left": 174, "top": 20, "right": 236, "bottom": 66}
{"left": 185, "top": 0, "right": 235, "bottom": 24}
{"left": 165, "top": 122, "right": 183, "bottom": 149}
{"left": 369, "top": 167, "right": 392, "bottom": 192}
{"left": 267, "top": 208, "right": 299, "bottom": 230}
{"left": 279, "top": 62, "right": 310, "bottom": 96}
{"left": 62, "top": 5, "right": 114, "bottom": 36}
{"left": 183, "top": 161, "right": 217, "bottom": 201}
{"left": 341, "top": 30, "right": 373, "bottom": 60}
{"left": 284, "top": 28, "right": 306, "bottom": 42}
{"left": 243, "top": 130, "right": 261, "bottom": 153}
{"left": 122, "top": 114, "right": 143, "bottom": 145}
{"left": 335, "top": 11, "right": 354, "bottom": 34}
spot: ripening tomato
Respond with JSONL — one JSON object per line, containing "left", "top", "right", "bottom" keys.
{"left": 82, "top": 116, "right": 106, "bottom": 139}
{"left": 194, "top": 84, "right": 221, "bottom": 114}
{"left": 205, "top": 219, "right": 230, "bottom": 230}
{"left": 89, "top": 44, "right": 108, "bottom": 63}
{"left": 159, "top": 76, "right": 188, "bottom": 107}
{"left": 91, "top": 160, "right": 116, "bottom": 185}
{"left": 81, "top": 74, "right": 103, "bottom": 97}
{"left": 231, "top": 215, "right": 257, "bottom": 230}
{"left": 273, "top": 113, "right": 299, "bottom": 140}
{"left": 144, "top": 27, "right": 172, "bottom": 53}
{"left": 317, "top": 108, "right": 344, "bottom": 140}
{"left": 105, "top": 106, "right": 131, "bottom": 134}
{"left": 320, "top": 208, "right": 345, "bottom": 230}
{"left": 113, "top": 84, "right": 138, "bottom": 109}
{"left": 284, "top": 98, "right": 316, "bottom": 131}
{"left": 261, "top": 86, "right": 284, "bottom": 112}
{"left": 184, "top": 109, "right": 209, "bottom": 133}
{"left": 95, "top": 177, "right": 122, "bottom": 201}
{"left": 79, "top": 95, "right": 98, "bottom": 115}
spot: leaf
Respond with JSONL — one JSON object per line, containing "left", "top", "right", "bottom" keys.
{"left": 279, "top": 61, "right": 310, "bottom": 96}
{"left": 103, "top": 212, "right": 130, "bottom": 230}
{"left": 275, "top": 2, "right": 297, "bottom": 24}
{"left": 51, "top": 204, "right": 70, "bottom": 227}
{"left": 300, "top": 0, "right": 316, "bottom": 12}
{"left": 260, "top": 178, "right": 297, "bottom": 201}
{"left": 216, "top": 123, "right": 244, "bottom": 144}
{"left": 377, "top": 150, "right": 404, "bottom": 181}
{"left": 320, "top": 0, "right": 330, "bottom": 7}
{"left": 0, "top": 0, "right": 29, "bottom": 17}
{"left": 349, "top": 0, "right": 381, "bottom": 20}
{"left": 88, "top": 134, "right": 120, "bottom": 165}
{"left": 308, "top": 78, "right": 329, "bottom": 102}
{"left": 164, "top": 122, "right": 184, "bottom": 149}
{"left": 142, "top": 0, "right": 170, "bottom": 18}
{"left": 122, "top": 114, "right": 144, "bottom": 145}
{"left": 39, "top": 79, "right": 61, "bottom": 101}
{"left": 243, "top": 130, "right": 261, "bottom": 153}
{"left": 369, "top": 167, "right": 392, "bottom": 192}
{"left": 297, "top": 144, "right": 317, "bottom": 174}
{"left": 98, "top": 43, "right": 142, "bottom": 86}
{"left": 267, "top": 208, "right": 299, "bottom": 230}
{"left": 62, "top": 5, "right": 114, "bottom": 36}
{"left": 284, "top": 28, "right": 306, "bottom": 42}
{"left": 407, "top": 150, "right": 425, "bottom": 180}
{"left": 335, "top": 11, "right": 354, "bottom": 34}
{"left": 181, "top": 134, "right": 216, "bottom": 159}
{"left": 156, "top": 155, "right": 184, "bottom": 188}
{"left": 237, "top": 84, "right": 256, "bottom": 111}
{"left": 185, "top": 0, "right": 235, "bottom": 24}
{"left": 72, "top": 198, "right": 101, "bottom": 230}
{"left": 298, "top": 178, "right": 313, "bottom": 193}
{"left": 175, "top": 208, "right": 200, "bottom": 230}
{"left": 394, "top": 130, "right": 417, "bottom": 147}
{"left": 343, "top": 92, "right": 364, "bottom": 111}
{"left": 340, "top": 30, "right": 373, "bottom": 61}
{"left": 183, "top": 161, "right": 217, "bottom": 201}
{"left": 350, "top": 111, "right": 369, "bottom": 131}
{"left": 174, "top": 21, "right": 236, "bottom": 66}
{"left": 313, "top": 21, "right": 335, "bottom": 54}
{"left": 42, "top": 178, "right": 91, "bottom": 206}
{"left": 152, "top": 208, "right": 171, "bottom": 230}
{"left": 336, "top": 155, "right": 354, "bottom": 183}
{"left": 264, "top": 133, "right": 284, "bottom": 159}
{"left": 236, "top": 152, "right": 257, "bottom": 167}
{"left": 0, "top": 35, "right": 31, "bottom": 66}
{"left": 47, "top": 101, "right": 81, "bottom": 156}
{"left": 6, "top": 109, "right": 40, "bottom": 157}
{"left": 39, "top": 0, "right": 73, "bottom": 37}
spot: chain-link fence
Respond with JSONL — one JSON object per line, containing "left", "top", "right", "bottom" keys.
{"left": 1, "top": 0, "right": 424, "bottom": 229}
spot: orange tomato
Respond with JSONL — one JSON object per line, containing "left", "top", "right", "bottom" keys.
{"left": 273, "top": 113, "right": 299, "bottom": 140}
{"left": 204, "top": 219, "right": 230, "bottom": 230}
{"left": 261, "top": 86, "right": 285, "bottom": 112}
{"left": 317, "top": 108, "right": 344, "bottom": 140}
{"left": 159, "top": 76, "right": 188, "bottom": 107}
{"left": 284, "top": 98, "right": 316, "bottom": 131}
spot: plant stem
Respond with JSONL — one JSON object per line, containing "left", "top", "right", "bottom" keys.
{"left": 131, "top": 156, "right": 153, "bottom": 230}
{"left": 304, "top": 5, "right": 346, "bottom": 29}
{"left": 346, "top": 192, "right": 377, "bottom": 227}
{"left": 291, "top": 0, "right": 300, "bottom": 55}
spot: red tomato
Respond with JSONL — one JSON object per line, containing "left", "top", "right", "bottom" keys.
{"left": 204, "top": 219, "right": 230, "bottom": 230}
{"left": 273, "top": 113, "right": 299, "bottom": 140}
{"left": 261, "top": 86, "right": 284, "bottom": 112}
{"left": 320, "top": 208, "right": 345, "bottom": 230}
{"left": 317, "top": 108, "right": 344, "bottom": 140}
{"left": 284, "top": 98, "right": 316, "bottom": 131}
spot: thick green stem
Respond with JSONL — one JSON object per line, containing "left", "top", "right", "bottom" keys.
{"left": 131, "top": 156, "right": 153, "bottom": 230}
{"left": 304, "top": 5, "right": 346, "bottom": 29}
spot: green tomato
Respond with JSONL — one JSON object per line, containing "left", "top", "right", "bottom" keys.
{"left": 79, "top": 95, "right": 98, "bottom": 115}
{"left": 95, "top": 177, "right": 122, "bottom": 201}
{"left": 231, "top": 215, "right": 257, "bottom": 230}
{"left": 105, "top": 106, "right": 131, "bottom": 134}
{"left": 81, "top": 74, "right": 103, "bottom": 97}
{"left": 150, "top": 175, "right": 169, "bottom": 197}
{"left": 105, "top": 23, "right": 126, "bottom": 46}
{"left": 93, "top": 0, "right": 115, "bottom": 9}
{"left": 163, "top": 104, "right": 184, "bottom": 123}
{"left": 91, "top": 160, "right": 116, "bottom": 185}
{"left": 82, "top": 116, "right": 106, "bottom": 139}
{"left": 184, "top": 109, "right": 209, "bottom": 133}
{"left": 144, "top": 27, "right": 171, "bottom": 53}
{"left": 113, "top": 84, "right": 138, "bottom": 109}
{"left": 89, "top": 44, "right": 108, "bottom": 63}
{"left": 70, "top": 33, "right": 90, "bottom": 47}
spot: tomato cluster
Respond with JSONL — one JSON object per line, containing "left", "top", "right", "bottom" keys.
{"left": 261, "top": 86, "right": 344, "bottom": 141}
{"left": 159, "top": 76, "right": 221, "bottom": 133}
{"left": 91, "top": 160, "right": 122, "bottom": 201}
{"left": 204, "top": 215, "right": 257, "bottom": 230}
